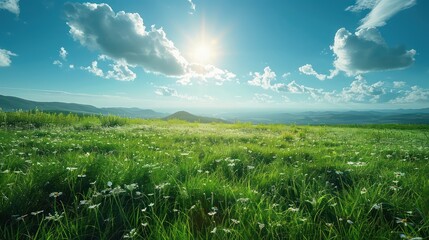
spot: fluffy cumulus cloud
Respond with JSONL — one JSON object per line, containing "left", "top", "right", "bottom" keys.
{"left": 281, "top": 75, "right": 429, "bottom": 105}
{"left": 248, "top": 66, "right": 285, "bottom": 91}
{"left": 53, "top": 60, "right": 63, "bottom": 68}
{"left": 65, "top": 2, "right": 188, "bottom": 76}
{"left": 155, "top": 86, "right": 178, "bottom": 97}
{"left": 65, "top": 2, "right": 234, "bottom": 84}
{"left": 155, "top": 86, "right": 213, "bottom": 101}
{"left": 298, "top": 64, "right": 338, "bottom": 81}
{"left": 393, "top": 81, "right": 406, "bottom": 88}
{"left": 332, "top": 28, "right": 416, "bottom": 76}
{"left": 301, "top": 0, "right": 417, "bottom": 78}
{"left": 53, "top": 47, "right": 70, "bottom": 68}
{"left": 82, "top": 61, "right": 104, "bottom": 77}
{"left": 105, "top": 61, "right": 136, "bottom": 81}
{"left": 346, "top": 0, "right": 416, "bottom": 29}
{"left": 0, "top": 0, "right": 19, "bottom": 15}
{"left": 390, "top": 86, "right": 429, "bottom": 104}
{"left": 284, "top": 81, "right": 326, "bottom": 101}
{"left": 81, "top": 55, "right": 136, "bottom": 81}
{"left": 178, "top": 63, "right": 236, "bottom": 85}
{"left": 59, "top": 47, "right": 68, "bottom": 61}
{"left": 0, "top": 48, "right": 17, "bottom": 67}
{"left": 339, "top": 75, "right": 386, "bottom": 103}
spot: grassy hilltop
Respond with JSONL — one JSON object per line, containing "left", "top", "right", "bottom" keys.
{"left": 0, "top": 111, "right": 428, "bottom": 239}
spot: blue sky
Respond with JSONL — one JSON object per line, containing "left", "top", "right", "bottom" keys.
{"left": 0, "top": 0, "right": 428, "bottom": 111}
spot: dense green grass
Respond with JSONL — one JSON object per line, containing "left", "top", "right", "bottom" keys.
{"left": 0, "top": 111, "right": 428, "bottom": 239}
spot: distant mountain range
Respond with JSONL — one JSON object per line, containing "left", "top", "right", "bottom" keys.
{"left": 218, "top": 109, "right": 429, "bottom": 124}
{"left": 1, "top": 94, "right": 428, "bottom": 124}
{"left": 163, "top": 111, "right": 228, "bottom": 123}
{"left": 0, "top": 94, "right": 167, "bottom": 119}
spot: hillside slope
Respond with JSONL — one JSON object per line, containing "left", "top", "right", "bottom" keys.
{"left": 164, "top": 111, "right": 228, "bottom": 123}
{"left": 0, "top": 94, "right": 167, "bottom": 118}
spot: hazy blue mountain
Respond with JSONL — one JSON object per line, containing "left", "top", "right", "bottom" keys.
{"left": 219, "top": 110, "right": 429, "bottom": 124}
{"left": 0, "top": 94, "right": 168, "bottom": 118}
{"left": 1, "top": 94, "right": 428, "bottom": 124}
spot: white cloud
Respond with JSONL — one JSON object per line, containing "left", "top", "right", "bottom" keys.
{"left": 284, "top": 80, "right": 326, "bottom": 101}
{"left": 282, "top": 72, "right": 291, "bottom": 78}
{"left": 298, "top": 64, "right": 338, "bottom": 81}
{"left": 0, "top": 0, "right": 19, "bottom": 15}
{"left": 65, "top": 2, "right": 234, "bottom": 85}
{"left": 154, "top": 86, "right": 209, "bottom": 101}
{"left": 178, "top": 63, "right": 236, "bottom": 85}
{"left": 339, "top": 75, "right": 386, "bottom": 103}
{"left": 302, "top": 0, "right": 417, "bottom": 78}
{"left": 332, "top": 28, "right": 415, "bottom": 76}
{"left": 53, "top": 60, "right": 63, "bottom": 68}
{"left": 82, "top": 61, "right": 104, "bottom": 77}
{"left": 346, "top": 0, "right": 416, "bottom": 30}
{"left": 271, "top": 76, "right": 429, "bottom": 105}
{"left": 281, "top": 76, "right": 389, "bottom": 103}
{"left": 69, "top": 64, "right": 75, "bottom": 69}
{"left": 346, "top": 0, "right": 380, "bottom": 12}
{"left": 286, "top": 81, "right": 306, "bottom": 93}
{"left": 0, "top": 48, "right": 17, "bottom": 67}
{"left": 105, "top": 60, "right": 136, "bottom": 81}
{"left": 81, "top": 57, "right": 136, "bottom": 81}
{"left": 187, "top": 0, "right": 196, "bottom": 14}
{"left": 248, "top": 66, "right": 285, "bottom": 91}
{"left": 393, "top": 81, "right": 406, "bottom": 88}
{"left": 65, "top": 2, "right": 188, "bottom": 76}
{"left": 253, "top": 93, "right": 274, "bottom": 103}
{"left": 59, "top": 47, "right": 68, "bottom": 61}
{"left": 155, "top": 86, "right": 178, "bottom": 96}
{"left": 390, "top": 86, "right": 429, "bottom": 103}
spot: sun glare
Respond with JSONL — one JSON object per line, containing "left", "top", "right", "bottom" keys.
{"left": 184, "top": 19, "right": 224, "bottom": 64}
{"left": 192, "top": 42, "right": 215, "bottom": 64}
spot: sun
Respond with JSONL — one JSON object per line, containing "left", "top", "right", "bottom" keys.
{"left": 184, "top": 19, "right": 224, "bottom": 64}
{"left": 192, "top": 42, "right": 215, "bottom": 64}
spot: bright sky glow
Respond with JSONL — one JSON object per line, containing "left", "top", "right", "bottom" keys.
{"left": 0, "top": 0, "right": 428, "bottom": 111}
{"left": 192, "top": 43, "right": 214, "bottom": 64}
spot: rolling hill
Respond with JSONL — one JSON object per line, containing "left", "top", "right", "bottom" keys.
{"left": 0, "top": 94, "right": 167, "bottom": 119}
{"left": 2, "top": 94, "right": 429, "bottom": 124}
{"left": 163, "top": 111, "right": 228, "bottom": 123}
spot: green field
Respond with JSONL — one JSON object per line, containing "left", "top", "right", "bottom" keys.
{"left": 0, "top": 111, "right": 428, "bottom": 239}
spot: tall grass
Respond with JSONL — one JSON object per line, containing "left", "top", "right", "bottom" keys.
{"left": 0, "top": 111, "right": 428, "bottom": 239}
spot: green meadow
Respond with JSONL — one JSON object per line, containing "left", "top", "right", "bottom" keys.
{"left": 0, "top": 111, "right": 428, "bottom": 239}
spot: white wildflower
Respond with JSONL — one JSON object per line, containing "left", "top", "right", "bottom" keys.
{"left": 125, "top": 183, "right": 138, "bottom": 191}
{"left": 88, "top": 203, "right": 101, "bottom": 209}
{"left": 66, "top": 167, "right": 77, "bottom": 171}
{"left": 123, "top": 228, "right": 137, "bottom": 239}
{"left": 31, "top": 210, "right": 44, "bottom": 216}
{"left": 45, "top": 212, "right": 64, "bottom": 221}
{"left": 287, "top": 207, "right": 299, "bottom": 212}
{"left": 231, "top": 219, "right": 240, "bottom": 224}
{"left": 49, "top": 192, "right": 62, "bottom": 198}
